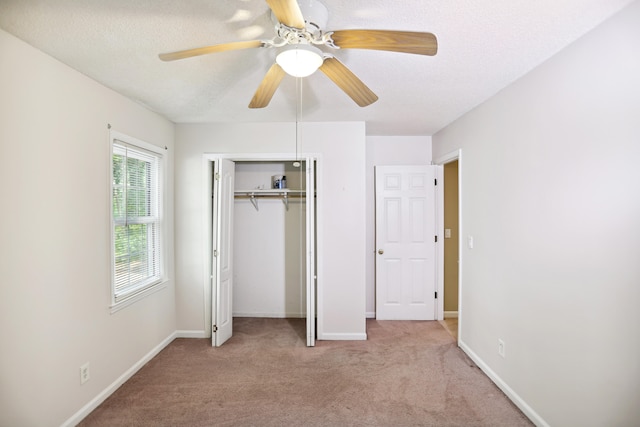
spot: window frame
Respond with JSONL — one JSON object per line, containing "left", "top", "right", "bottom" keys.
{"left": 110, "top": 130, "right": 166, "bottom": 312}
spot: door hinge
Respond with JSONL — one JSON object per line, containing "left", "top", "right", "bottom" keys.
{"left": 435, "top": 291, "right": 438, "bottom": 299}
{"left": 212, "top": 325, "right": 218, "bottom": 333}
{"left": 213, "top": 249, "right": 218, "bottom": 257}
{"left": 214, "top": 173, "right": 220, "bottom": 181}
{"left": 434, "top": 178, "right": 438, "bottom": 186}
{"left": 435, "top": 235, "right": 438, "bottom": 243}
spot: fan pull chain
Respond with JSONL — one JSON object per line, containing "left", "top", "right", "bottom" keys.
{"left": 295, "top": 76, "right": 303, "bottom": 162}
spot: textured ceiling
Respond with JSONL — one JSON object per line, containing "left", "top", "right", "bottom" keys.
{"left": 0, "top": 0, "right": 633, "bottom": 135}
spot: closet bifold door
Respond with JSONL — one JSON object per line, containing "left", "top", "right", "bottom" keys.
{"left": 305, "top": 158, "right": 316, "bottom": 347}
{"left": 212, "top": 159, "right": 235, "bottom": 347}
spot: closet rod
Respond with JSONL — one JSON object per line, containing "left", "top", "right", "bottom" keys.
{"left": 234, "top": 192, "right": 306, "bottom": 212}
{"left": 233, "top": 194, "right": 306, "bottom": 198}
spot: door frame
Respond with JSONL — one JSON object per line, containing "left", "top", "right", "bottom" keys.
{"left": 434, "top": 149, "right": 462, "bottom": 342}
{"left": 202, "top": 152, "right": 322, "bottom": 345}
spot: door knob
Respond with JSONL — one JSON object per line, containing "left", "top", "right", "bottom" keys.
{"left": 378, "top": 249, "right": 384, "bottom": 255}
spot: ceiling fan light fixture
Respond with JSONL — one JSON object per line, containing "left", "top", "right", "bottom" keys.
{"left": 276, "top": 44, "right": 324, "bottom": 77}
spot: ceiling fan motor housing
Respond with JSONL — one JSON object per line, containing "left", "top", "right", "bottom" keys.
{"left": 298, "top": 0, "right": 329, "bottom": 33}
{"left": 271, "top": 0, "right": 328, "bottom": 37}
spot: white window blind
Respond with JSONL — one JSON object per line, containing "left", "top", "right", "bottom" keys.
{"left": 111, "top": 137, "right": 163, "bottom": 304}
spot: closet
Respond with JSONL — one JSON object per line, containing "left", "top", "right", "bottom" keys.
{"left": 210, "top": 157, "right": 317, "bottom": 347}
{"left": 233, "top": 161, "right": 307, "bottom": 318}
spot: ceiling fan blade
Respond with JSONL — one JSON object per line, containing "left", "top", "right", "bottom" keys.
{"left": 331, "top": 30, "right": 438, "bottom": 56}
{"left": 319, "top": 57, "right": 378, "bottom": 107}
{"left": 265, "top": 0, "right": 305, "bottom": 29}
{"left": 159, "top": 40, "right": 264, "bottom": 61}
{"left": 249, "top": 63, "right": 287, "bottom": 108}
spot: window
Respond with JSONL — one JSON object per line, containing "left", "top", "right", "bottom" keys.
{"left": 111, "top": 132, "right": 164, "bottom": 308}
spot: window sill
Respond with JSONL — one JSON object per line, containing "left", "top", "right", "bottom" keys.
{"left": 110, "top": 280, "right": 168, "bottom": 314}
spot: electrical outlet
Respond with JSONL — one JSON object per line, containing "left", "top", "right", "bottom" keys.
{"left": 80, "top": 362, "right": 90, "bottom": 385}
{"left": 498, "top": 339, "right": 506, "bottom": 358}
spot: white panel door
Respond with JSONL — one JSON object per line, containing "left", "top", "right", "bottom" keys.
{"left": 305, "top": 158, "right": 316, "bottom": 347}
{"left": 375, "top": 165, "right": 437, "bottom": 320}
{"left": 212, "top": 159, "right": 235, "bottom": 346}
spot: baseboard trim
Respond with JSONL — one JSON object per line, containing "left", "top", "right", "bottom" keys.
{"left": 61, "top": 331, "right": 177, "bottom": 427}
{"left": 458, "top": 340, "right": 549, "bottom": 427}
{"left": 176, "top": 330, "right": 208, "bottom": 338}
{"left": 366, "top": 311, "right": 375, "bottom": 319}
{"left": 318, "top": 332, "right": 367, "bottom": 341}
{"left": 444, "top": 311, "right": 459, "bottom": 318}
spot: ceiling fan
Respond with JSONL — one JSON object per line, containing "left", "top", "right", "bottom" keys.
{"left": 159, "top": 0, "right": 438, "bottom": 108}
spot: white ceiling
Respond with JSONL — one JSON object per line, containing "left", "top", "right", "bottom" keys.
{"left": 0, "top": 0, "right": 633, "bottom": 135}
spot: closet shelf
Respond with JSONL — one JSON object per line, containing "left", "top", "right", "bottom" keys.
{"left": 234, "top": 189, "right": 305, "bottom": 211}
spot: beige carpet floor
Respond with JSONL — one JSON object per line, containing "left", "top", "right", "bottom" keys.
{"left": 79, "top": 318, "right": 533, "bottom": 426}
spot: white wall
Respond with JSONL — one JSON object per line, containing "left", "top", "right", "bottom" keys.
{"left": 365, "top": 136, "right": 432, "bottom": 316}
{"left": 0, "top": 29, "right": 176, "bottom": 426}
{"left": 433, "top": 2, "right": 640, "bottom": 426}
{"left": 175, "top": 122, "right": 367, "bottom": 340}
